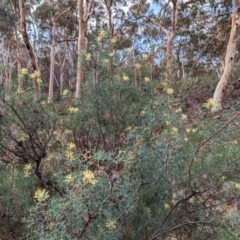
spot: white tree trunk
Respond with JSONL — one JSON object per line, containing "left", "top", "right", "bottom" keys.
{"left": 75, "top": 0, "right": 94, "bottom": 98}
{"left": 212, "top": 0, "right": 240, "bottom": 112}
{"left": 48, "top": 17, "right": 56, "bottom": 104}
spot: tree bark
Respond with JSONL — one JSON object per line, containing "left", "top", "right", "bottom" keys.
{"left": 48, "top": 16, "right": 57, "bottom": 104}
{"left": 148, "top": 0, "right": 178, "bottom": 80}
{"left": 75, "top": 0, "right": 94, "bottom": 98}
{"left": 212, "top": 0, "right": 240, "bottom": 112}
{"left": 19, "top": 0, "right": 40, "bottom": 100}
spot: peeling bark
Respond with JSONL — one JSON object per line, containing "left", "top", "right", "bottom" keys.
{"left": 212, "top": 0, "right": 240, "bottom": 112}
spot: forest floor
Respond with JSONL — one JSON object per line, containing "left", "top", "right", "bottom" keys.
{"left": 182, "top": 86, "right": 240, "bottom": 125}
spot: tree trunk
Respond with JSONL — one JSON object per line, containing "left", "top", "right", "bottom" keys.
{"left": 212, "top": 0, "right": 240, "bottom": 112}
{"left": 19, "top": 0, "right": 40, "bottom": 100}
{"left": 149, "top": 0, "right": 178, "bottom": 81}
{"left": 75, "top": 0, "right": 85, "bottom": 98}
{"left": 75, "top": 0, "right": 94, "bottom": 98}
{"left": 48, "top": 17, "right": 57, "bottom": 104}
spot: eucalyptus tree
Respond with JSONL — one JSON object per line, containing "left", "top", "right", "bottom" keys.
{"left": 75, "top": 0, "right": 95, "bottom": 99}
{"left": 0, "top": 0, "right": 20, "bottom": 96}
{"left": 34, "top": 0, "right": 77, "bottom": 100}
{"left": 39, "top": 0, "right": 73, "bottom": 103}
{"left": 212, "top": 0, "right": 240, "bottom": 112}
{"left": 19, "top": 0, "right": 41, "bottom": 100}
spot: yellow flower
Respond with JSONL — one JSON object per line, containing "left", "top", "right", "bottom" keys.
{"left": 175, "top": 108, "right": 182, "bottom": 113}
{"left": 166, "top": 88, "right": 174, "bottom": 95}
{"left": 82, "top": 170, "right": 98, "bottom": 185}
{"left": 24, "top": 163, "right": 33, "bottom": 177}
{"left": 221, "top": 176, "right": 227, "bottom": 181}
{"left": 85, "top": 53, "right": 92, "bottom": 61}
{"left": 164, "top": 203, "right": 170, "bottom": 209}
{"left": 110, "top": 38, "right": 117, "bottom": 44}
{"left": 189, "top": 198, "right": 194, "bottom": 203}
{"left": 34, "top": 189, "right": 50, "bottom": 202}
{"left": 67, "top": 142, "right": 75, "bottom": 149}
{"left": 37, "top": 78, "right": 42, "bottom": 83}
{"left": 96, "top": 30, "right": 106, "bottom": 42}
{"left": 62, "top": 89, "right": 69, "bottom": 96}
{"left": 123, "top": 74, "right": 129, "bottom": 81}
{"left": 142, "top": 54, "right": 149, "bottom": 60}
{"left": 191, "top": 128, "right": 197, "bottom": 133}
{"left": 165, "top": 121, "right": 170, "bottom": 125}
{"left": 30, "top": 70, "right": 41, "bottom": 79}
{"left": 172, "top": 127, "right": 178, "bottom": 132}
{"left": 65, "top": 149, "right": 74, "bottom": 161}
{"left": 64, "top": 173, "right": 72, "bottom": 184}
{"left": 106, "top": 219, "right": 117, "bottom": 230}
{"left": 108, "top": 52, "right": 114, "bottom": 57}
{"left": 135, "top": 63, "right": 141, "bottom": 69}
{"left": 144, "top": 77, "right": 150, "bottom": 82}
{"left": 68, "top": 107, "right": 79, "bottom": 113}
{"left": 99, "top": 30, "right": 106, "bottom": 38}
{"left": 20, "top": 68, "right": 28, "bottom": 75}
{"left": 64, "top": 129, "right": 72, "bottom": 134}
{"left": 186, "top": 128, "right": 197, "bottom": 133}
{"left": 181, "top": 114, "right": 187, "bottom": 120}
{"left": 204, "top": 98, "right": 218, "bottom": 109}
{"left": 103, "top": 59, "right": 110, "bottom": 64}
{"left": 140, "top": 110, "right": 146, "bottom": 116}
{"left": 233, "top": 182, "right": 240, "bottom": 189}
{"left": 16, "top": 88, "right": 24, "bottom": 94}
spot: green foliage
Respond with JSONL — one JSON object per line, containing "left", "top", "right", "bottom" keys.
{"left": 2, "top": 38, "right": 240, "bottom": 240}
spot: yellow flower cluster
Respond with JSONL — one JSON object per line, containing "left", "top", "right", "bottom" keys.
{"left": 20, "top": 68, "right": 28, "bottom": 75}
{"left": 85, "top": 53, "right": 92, "bottom": 61}
{"left": 67, "top": 142, "right": 75, "bottom": 149}
{"left": 166, "top": 88, "right": 174, "bottom": 95}
{"left": 29, "top": 70, "right": 41, "bottom": 78}
{"left": 233, "top": 182, "right": 240, "bottom": 189}
{"left": 96, "top": 30, "right": 106, "bottom": 42}
{"left": 62, "top": 89, "right": 69, "bottom": 96}
{"left": 204, "top": 98, "right": 217, "bottom": 109}
{"left": 64, "top": 173, "right": 72, "bottom": 184}
{"left": 164, "top": 203, "right": 170, "bottom": 209}
{"left": 142, "top": 54, "right": 149, "bottom": 60}
{"left": 186, "top": 128, "right": 197, "bottom": 133}
{"left": 123, "top": 74, "right": 129, "bottom": 81}
{"left": 24, "top": 163, "right": 32, "bottom": 177}
{"left": 68, "top": 107, "right": 79, "bottom": 113}
{"left": 110, "top": 38, "right": 117, "bottom": 44}
{"left": 175, "top": 108, "right": 182, "bottom": 113}
{"left": 134, "top": 63, "right": 141, "bottom": 69}
{"left": 34, "top": 189, "right": 50, "bottom": 202}
{"left": 16, "top": 88, "right": 24, "bottom": 94}
{"left": 82, "top": 170, "right": 98, "bottom": 185}
{"left": 181, "top": 114, "right": 187, "bottom": 120}
{"left": 144, "top": 77, "right": 150, "bottom": 82}
{"left": 30, "top": 70, "right": 42, "bottom": 83}
{"left": 108, "top": 52, "right": 114, "bottom": 57}
{"left": 65, "top": 142, "right": 75, "bottom": 161}
{"left": 103, "top": 59, "right": 110, "bottom": 64}
{"left": 106, "top": 219, "right": 117, "bottom": 230}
